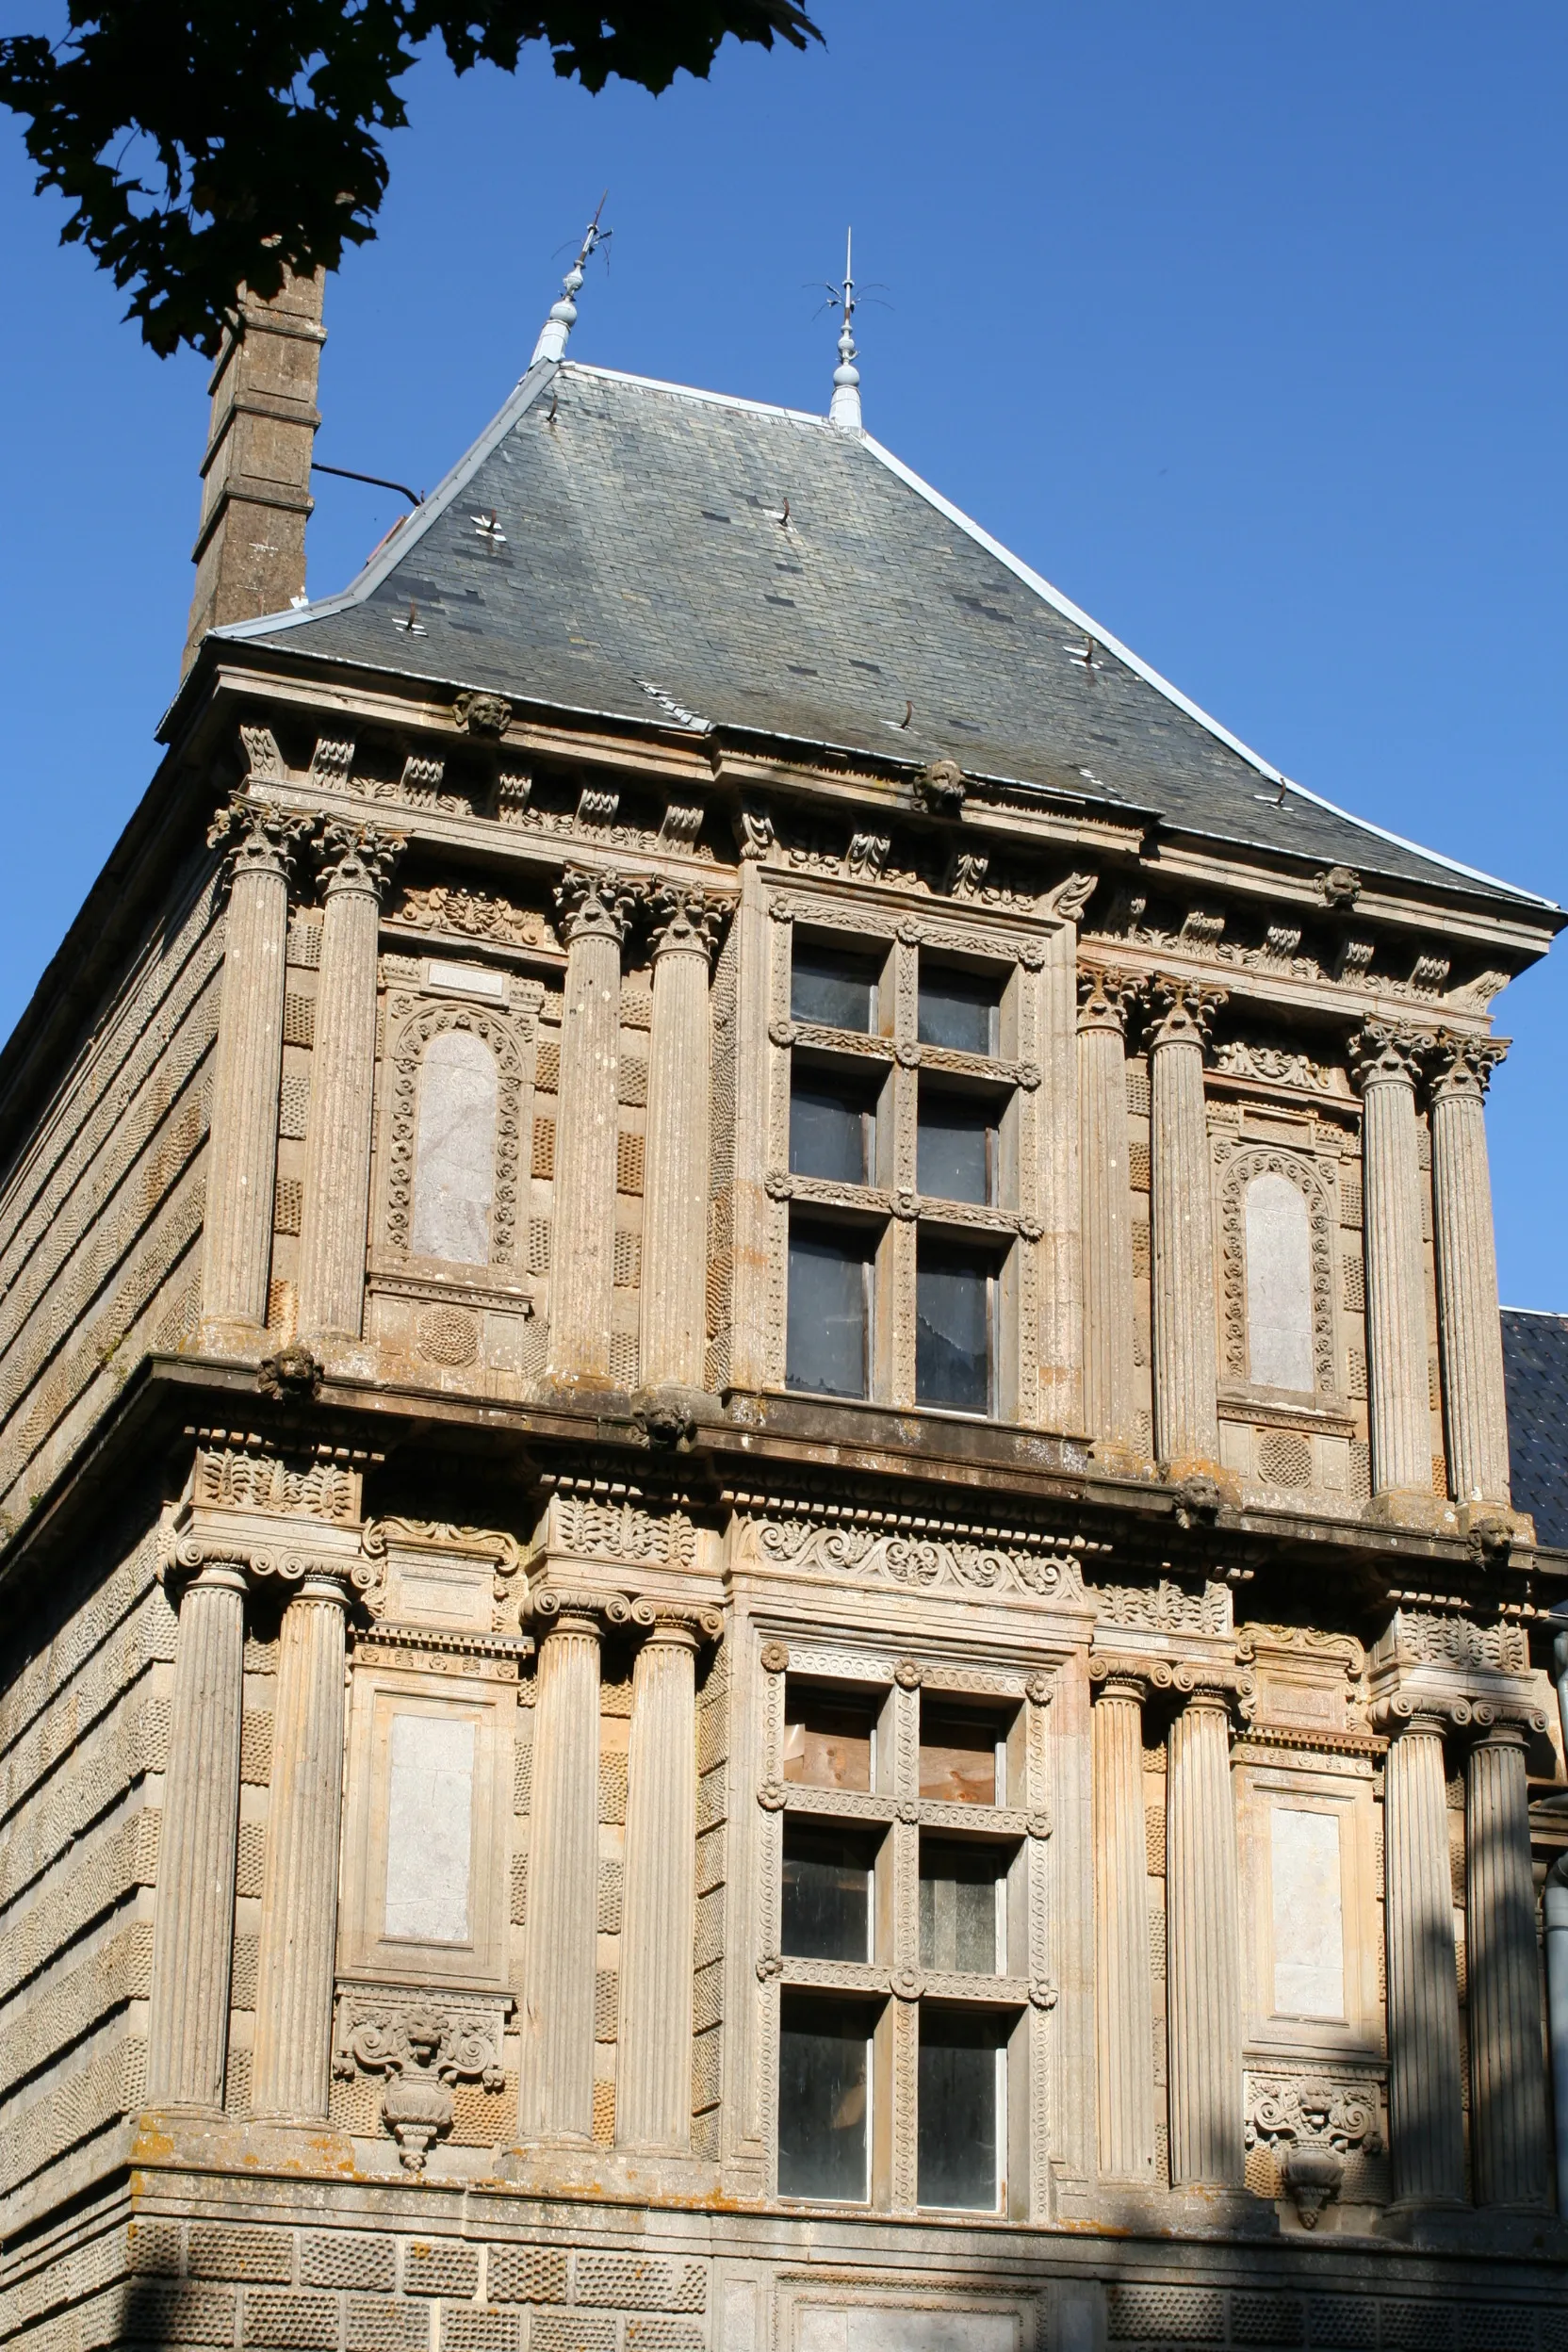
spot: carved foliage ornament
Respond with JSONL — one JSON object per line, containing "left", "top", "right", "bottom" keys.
{"left": 333, "top": 1987, "right": 508, "bottom": 2172}
{"left": 1245, "top": 2074, "right": 1381, "bottom": 2227}
{"left": 384, "top": 1000, "right": 526, "bottom": 1266}
{"left": 1388, "top": 1608, "right": 1529, "bottom": 1677}
{"left": 1217, "top": 1145, "right": 1336, "bottom": 1394}
{"left": 193, "top": 1446, "right": 359, "bottom": 1524}
{"left": 207, "top": 794, "right": 314, "bottom": 888}
{"left": 1089, "top": 1578, "right": 1233, "bottom": 1636}
{"left": 647, "top": 884, "right": 728, "bottom": 964}
{"left": 1147, "top": 974, "right": 1227, "bottom": 1052}
{"left": 550, "top": 1494, "right": 698, "bottom": 1569}
{"left": 1076, "top": 964, "right": 1137, "bottom": 1034}
{"left": 554, "top": 866, "right": 637, "bottom": 946}
{"left": 317, "top": 821, "right": 406, "bottom": 900}
{"left": 1348, "top": 1021, "right": 1425, "bottom": 1092}
{"left": 1428, "top": 1030, "right": 1508, "bottom": 1103}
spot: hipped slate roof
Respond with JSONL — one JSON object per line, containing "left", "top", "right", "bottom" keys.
{"left": 1502, "top": 1309, "right": 1568, "bottom": 1552}
{"left": 225, "top": 359, "right": 1549, "bottom": 911}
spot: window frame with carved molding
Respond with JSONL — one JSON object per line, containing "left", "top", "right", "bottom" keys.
{"left": 367, "top": 956, "right": 545, "bottom": 1379}
{"left": 1212, "top": 1128, "right": 1358, "bottom": 1499}
{"left": 761, "top": 885, "right": 1062, "bottom": 1426}
{"left": 750, "top": 1617, "right": 1059, "bottom": 2220}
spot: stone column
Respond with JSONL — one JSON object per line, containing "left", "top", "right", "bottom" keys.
{"left": 547, "top": 870, "right": 634, "bottom": 1387}
{"left": 1148, "top": 979, "right": 1226, "bottom": 1475}
{"left": 1466, "top": 1721, "right": 1551, "bottom": 2207}
{"left": 519, "top": 1604, "right": 603, "bottom": 2141}
{"left": 200, "top": 799, "right": 311, "bottom": 1348}
{"left": 1091, "top": 1666, "right": 1156, "bottom": 2180}
{"left": 296, "top": 825, "right": 402, "bottom": 1346}
{"left": 617, "top": 1619, "right": 703, "bottom": 2151}
{"left": 1166, "top": 1687, "right": 1244, "bottom": 2187}
{"left": 1351, "top": 1025, "right": 1432, "bottom": 1509}
{"left": 1078, "top": 969, "right": 1140, "bottom": 1455}
{"left": 1380, "top": 1709, "right": 1465, "bottom": 2206}
{"left": 1429, "top": 1036, "right": 1511, "bottom": 1511}
{"left": 146, "top": 1556, "right": 249, "bottom": 2110}
{"left": 640, "top": 890, "right": 723, "bottom": 1395}
{"left": 251, "top": 1568, "right": 351, "bottom": 2121}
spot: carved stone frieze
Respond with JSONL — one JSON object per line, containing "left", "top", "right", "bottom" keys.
{"left": 333, "top": 1983, "right": 510, "bottom": 2171}
{"left": 1088, "top": 1578, "right": 1233, "bottom": 1636}
{"left": 741, "top": 1512, "right": 1086, "bottom": 1602}
{"left": 192, "top": 1444, "right": 361, "bottom": 1524}
{"left": 392, "top": 884, "right": 559, "bottom": 953}
{"left": 543, "top": 1492, "right": 700, "bottom": 1571}
{"left": 1212, "top": 1041, "right": 1347, "bottom": 1097}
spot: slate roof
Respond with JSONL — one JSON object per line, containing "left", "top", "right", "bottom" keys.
{"left": 1502, "top": 1309, "right": 1568, "bottom": 1551}
{"left": 224, "top": 359, "right": 1551, "bottom": 912}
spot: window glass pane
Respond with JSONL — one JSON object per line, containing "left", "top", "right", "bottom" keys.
{"left": 778, "top": 1998, "right": 873, "bottom": 2200}
{"left": 919, "top": 1701, "right": 1003, "bottom": 1805}
{"left": 918, "top": 967, "right": 999, "bottom": 1054}
{"left": 915, "top": 1248, "right": 991, "bottom": 1413}
{"left": 918, "top": 2011, "right": 1003, "bottom": 2210}
{"left": 1245, "top": 1170, "right": 1315, "bottom": 1392}
{"left": 917, "top": 1092, "right": 994, "bottom": 1204}
{"left": 792, "top": 946, "right": 876, "bottom": 1034}
{"left": 790, "top": 1077, "right": 872, "bottom": 1184}
{"left": 783, "top": 1825, "right": 874, "bottom": 1962}
{"left": 919, "top": 1839, "right": 1005, "bottom": 1973}
{"left": 783, "top": 1687, "right": 875, "bottom": 1790}
{"left": 787, "top": 1228, "right": 871, "bottom": 1397}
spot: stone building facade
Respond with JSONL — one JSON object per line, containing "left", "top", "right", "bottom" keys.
{"left": 2, "top": 300, "right": 1567, "bottom": 2351}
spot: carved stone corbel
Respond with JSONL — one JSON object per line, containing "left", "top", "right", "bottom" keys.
{"left": 332, "top": 1984, "right": 511, "bottom": 2172}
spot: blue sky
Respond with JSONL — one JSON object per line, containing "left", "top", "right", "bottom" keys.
{"left": 1, "top": 1, "right": 1564, "bottom": 1301}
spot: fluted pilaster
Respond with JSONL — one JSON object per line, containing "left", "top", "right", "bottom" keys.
{"left": 519, "top": 1609, "right": 602, "bottom": 2140}
{"left": 617, "top": 1624, "right": 699, "bottom": 2150}
{"left": 201, "top": 799, "right": 311, "bottom": 1343}
{"left": 547, "top": 870, "right": 633, "bottom": 1385}
{"left": 1466, "top": 1723, "right": 1551, "bottom": 2207}
{"left": 1351, "top": 1026, "right": 1431, "bottom": 1504}
{"left": 1078, "top": 969, "right": 1139, "bottom": 1453}
{"left": 1381, "top": 1713, "right": 1465, "bottom": 2206}
{"left": 1149, "top": 980, "right": 1225, "bottom": 1472}
{"left": 251, "top": 1570, "right": 350, "bottom": 2121}
{"left": 640, "top": 891, "right": 722, "bottom": 1393}
{"left": 1429, "top": 1037, "right": 1511, "bottom": 1509}
{"left": 297, "top": 825, "right": 403, "bottom": 1344}
{"left": 1092, "top": 1671, "right": 1155, "bottom": 2180}
{"left": 146, "top": 1560, "right": 248, "bottom": 2109}
{"left": 1166, "top": 1690, "right": 1243, "bottom": 2186}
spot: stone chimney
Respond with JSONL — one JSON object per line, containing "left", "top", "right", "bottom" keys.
{"left": 182, "top": 268, "right": 326, "bottom": 675}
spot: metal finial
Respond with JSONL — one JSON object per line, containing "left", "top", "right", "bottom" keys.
{"left": 826, "top": 227, "right": 861, "bottom": 433}
{"left": 530, "top": 195, "right": 611, "bottom": 370}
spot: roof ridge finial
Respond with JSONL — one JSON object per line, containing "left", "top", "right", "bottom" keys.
{"left": 530, "top": 195, "right": 611, "bottom": 370}
{"left": 826, "top": 227, "right": 861, "bottom": 433}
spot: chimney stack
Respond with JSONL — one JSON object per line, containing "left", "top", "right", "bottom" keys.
{"left": 182, "top": 268, "right": 326, "bottom": 676}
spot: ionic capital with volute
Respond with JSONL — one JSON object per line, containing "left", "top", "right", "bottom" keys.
{"left": 1426, "top": 1029, "right": 1508, "bottom": 1105}
{"left": 1087, "top": 1654, "right": 1152, "bottom": 1705}
{"left": 526, "top": 1583, "right": 722, "bottom": 1646}
{"left": 207, "top": 794, "right": 315, "bottom": 889}
{"left": 554, "top": 864, "right": 637, "bottom": 946}
{"left": 645, "top": 883, "right": 727, "bottom": 964}
{"left": 1146, "top": 974, "right": 1227, "bottom": 1053}
{"left": 315, "top": 820, "right": 405, "bottom": 900}
{"left": 1076, "top": 964, "right": 1140, "bottom": 1037}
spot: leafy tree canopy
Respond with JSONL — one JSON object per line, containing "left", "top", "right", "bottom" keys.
{"left": 0, "top": 1, "right": 821, "bottom": 359}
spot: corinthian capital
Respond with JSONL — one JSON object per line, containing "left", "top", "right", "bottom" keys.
{"left": 316, "top": 822, "right": 406, "bottom": 900}
{"left": 1348, "top": 1021, "right": 1426, "bottom": 1092}
{"left": 554, "top": 865, "right": 636, "bottom": 947}
{"left": 647, "top": 884, "right": 727, "bottom": 963}
{"left": 207, "top": 795, "right": 314, "bottom": 890}
{"left": 1427, "top": 1029, "right": 1508, "bottom": 1104}
{"left": 1147, "top": 974, "right": 1227, "bottom": 1053}
{"left": 1076, "top": 964, "right": 1140, "bottom": 1035}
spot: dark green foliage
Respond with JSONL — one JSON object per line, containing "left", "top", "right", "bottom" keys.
{"left": 0, "top": 0, "right": 821, "bottom": 358}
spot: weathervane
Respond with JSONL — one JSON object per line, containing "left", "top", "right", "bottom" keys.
{"left": 825, "top": 228, "right": 862, "bottom": 433}
{"left": 530, "top": 194, "right": 612, "bottom": 370}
